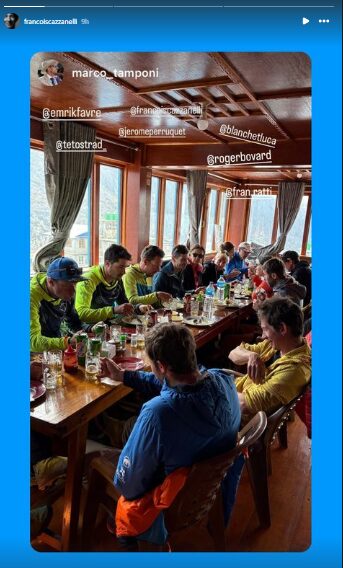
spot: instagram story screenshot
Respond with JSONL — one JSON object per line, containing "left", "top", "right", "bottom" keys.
{"left": 0, "top": 1, "right": 341, "bottom": 567}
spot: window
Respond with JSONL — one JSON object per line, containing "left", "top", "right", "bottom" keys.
{"left": 30, "top": 148, "right": 50, "bottom": 271}
{"left": 306, "top": 218, "right": 312, "bottom": 256}
{"left": 64, "top": 182, "right": 90, "bottom": 268}
{"left": 162, "top": 180, "right": 178, "bottom": 256}
{"left": 247, "top": 194, "right": 277, "bottom": 246}
{"left": 284, "top": 196, "right": 309, "bottom": 253}
{"left": 98, "top": 164, "right": 122, "bottom": 261}
{"left": 149, "top": 177, "right": 160, "bottom": 245}
{"left": 205, "top": 189, "right": 218, "bottom": 252}
{"left": 179, "top": 183, "right": 190, "bottom": 245}
{"left": 216, "top": 192, "right": 229, "bottom": 246}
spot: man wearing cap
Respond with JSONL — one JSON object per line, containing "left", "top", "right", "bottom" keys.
{"left": 75, "top": 244, "right": 149, "bottom": 324}
{"left": 30, "top": 257, "right": 92, "bottom": 352}
{"left": 39, "top": 60, "right": 62, "bottom": 86}
{"left": 281, "top": 250, "right": 311, "bottom": 307}
{"left": 224, "top": 241, "right": 252, "bottom": 282}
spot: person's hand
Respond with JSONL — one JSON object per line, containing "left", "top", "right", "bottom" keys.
{"left": 157, "top": 291, "right": 173, "bottom": 304}
{"left": 247, "top": 353, "right": 266, "bottom": 384}
{"left": 98, "top": 357, "right": 125, "bottom": 382}
{"left": 228, "top": 269, "right": 240, "bottom": 279}
{"left": 138, "top": 304, "right": 151, "bottom": 314}
{"left": 30, "top": 361, "right": 43, "bottom": 382}
{"left": 113, "top": 303, "right": 134, "bottom": 316}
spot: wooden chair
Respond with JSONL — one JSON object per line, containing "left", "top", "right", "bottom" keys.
{"left": 81, "top": 411, "right": 267, "bottom": 552}
{"left": 245, "top": 387, "right": 308, "bottom": 528}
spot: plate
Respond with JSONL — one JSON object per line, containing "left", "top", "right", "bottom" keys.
{"left": 113, "top": 356, "right": 145, "bottom": 371}
{"left": 30, "top": 380, "right": 46, "bottom": 403}
{"left": 183, "top": 316, "right": 214, "bottom": 327}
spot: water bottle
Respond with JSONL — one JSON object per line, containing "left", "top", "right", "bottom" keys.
{"left": 216, "top": 276, "right": 226, "bottom": 302}
{"left": 203, "top": 282, "right": 215, "bottom": 320}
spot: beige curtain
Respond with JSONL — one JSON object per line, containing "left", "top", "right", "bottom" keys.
{"left": 33, "top": 121, "right": 95, "bottom": 272}
{"left": 186, "top": 170, "right": 208, "bottom": 248}
{"left": 253, "top": 181, "right": 305, "bottom": 262}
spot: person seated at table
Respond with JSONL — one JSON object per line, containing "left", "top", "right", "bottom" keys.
{"left": 251, "top": 257, "right": 273, "bottom": 309}
{"left": 182, "top": 244, "right": 206, "bottom": 292}
{"left": 75, "top": 244, "right": 148, "bottom": 324}
{"left": 202, "top": 251, "right": 228, "bottom": 286}
{"left": 229, "top": 297, "right": 311, "bottom": 422}
{"left": 152, "top": 244, "right": 189, "bottom": 298}
{"left": 123, "top": 245, "right": 172, "bottom": 307}
{"left": 263, "top": 257, "right": 306, "bottom": 306}
{"left": 30, "top": 257, "right": 94, "bottom": 353}
{"left": 99, "top": 323, "right": 241, "bottom": 545}
{"left": 281, "top": 250, "right": 312, "bottom": 307}
{"left": 224, "top": 241, "right": 251, "bottom": 282}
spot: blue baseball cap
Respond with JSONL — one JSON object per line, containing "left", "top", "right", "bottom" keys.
{"left": 46, "top": 257, "right": 87, "bottom": 282}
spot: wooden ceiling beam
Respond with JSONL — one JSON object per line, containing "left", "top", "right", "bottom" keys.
{"left": 198, "top": 88, "right": 232, "bottom": 118}
{"left": 208, "top": 52, "right": 292, "bottom": 140}
{"left": 217, "top": 85, "right": 250, "bottom": 117}
{"left": 136, "top": 76, "right": 233, "bottom": 94}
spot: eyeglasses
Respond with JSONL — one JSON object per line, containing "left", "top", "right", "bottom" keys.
{"left": 192, "top": 253, "right": 204, "bottom": 259}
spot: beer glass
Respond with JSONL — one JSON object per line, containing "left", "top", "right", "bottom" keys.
{"left": 85, "top": 353, "right": 100, "bottom": 381}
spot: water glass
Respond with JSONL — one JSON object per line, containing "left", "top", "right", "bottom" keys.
{"left": 190, "top": 300, "right": 199, "bottom": 318}
{"left": 131, "top": 333, "right": 138, "bottom": 349}
{"left": 110, "top": 324, "right": 122, "bottom": 341}
{"left": 85, "top": 352, "right": 100, "bottom": 381}
{"left": 42, "top": 350, "right": 63, "bottom": 389}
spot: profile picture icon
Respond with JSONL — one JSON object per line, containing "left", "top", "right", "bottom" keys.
{"left": 38, "top": 59, "right": 64, "bottom": 87}
{"left": 3, "top": 13, "right": 19, "bottom": 29}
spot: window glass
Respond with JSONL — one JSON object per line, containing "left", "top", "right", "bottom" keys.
{"left": 284, "top": 196, "right": 309, "bottom": 253}
{"left": 247, "top": 194, "right": 277, "bottom": 246}
{"left": 162, "top": 180, "right": 178, "bottom": 256}
{"left": 98, "top": 164, "right": 122, "bottom": 262}
{"left": 149, "top": 177, "right": 160, "bottom": 245}
{"left": 217, "top": 192, "right": 228, "bottom": 246}
{"left": 64, "top": 181, "right": 90, "bottom": 268}
{"left": 205, "top": 189, "right": 218, "bottom": 252}
{"left": 30, "top": 148, "right": 50, "bottom": 272}
{"left": 179, "top": 183, "right": 190, "bottom": 245}
{"left": 306, "top": 218, "right": 312, "bottom": 257}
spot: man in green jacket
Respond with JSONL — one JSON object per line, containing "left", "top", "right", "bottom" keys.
{"left": 30, "top": 257, "right": 91, "bottom": 353}
{"left": 75, "top": 244, "right": 149, "bottom": 324}
{"left": 123, "top": 245, "right": 172, "bottom": 307}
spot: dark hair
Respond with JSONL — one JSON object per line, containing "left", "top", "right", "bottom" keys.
{"left": 141, "top": 245, "right": 165, "bottom": 262}
{"left": 145, "top": 323, "right": 197, "bottom": 374}
{"left": 104, "top": 244, "right": 131, "bottom": 263}
{"left": 190, "top": 245, "right": 205, "bottom": 254}
{"left": 282, "top": 250, "right": 299, "bottom": 264}
{"left": 219, "top": 241, "right": 234, "bottom": 254}
{"left": 257, "top": 297, "right": 303, "bottom": 337}
{"left": 172, "top": 244, "right": 189, "bottom": 257}
{"left": 263, "top": 257, "right": 286, "bottom": 279}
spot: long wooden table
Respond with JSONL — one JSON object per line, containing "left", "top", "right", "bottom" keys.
{"left": 30, "top": 301, "right": 252, "bottom": 550}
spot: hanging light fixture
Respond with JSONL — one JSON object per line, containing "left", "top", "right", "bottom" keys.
{"left": 197, "top": 103, "right": 209, "bottom": 131}
{"left": 296, "top": 171, "right": 303, "bottom": 179}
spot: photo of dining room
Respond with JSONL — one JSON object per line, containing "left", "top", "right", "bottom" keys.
{"left": 30, "top": 51, "right": 312, "bottom": 553}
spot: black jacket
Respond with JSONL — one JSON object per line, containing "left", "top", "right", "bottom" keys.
{"left": 202, "top": 261, "right": 223, "bottom": 287}
{"left": 291, "top": 261, "right": 312, "bottom": 306}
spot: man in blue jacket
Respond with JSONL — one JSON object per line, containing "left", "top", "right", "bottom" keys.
{"left": 224, "top": 241, "right": 251, "bottom": 281}
{"left": 100, "top": 323, "right": 241, "bottom": 547}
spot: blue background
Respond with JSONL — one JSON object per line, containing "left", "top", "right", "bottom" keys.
{"left": 0, "top": 1, "right": 341, "bottom": 566}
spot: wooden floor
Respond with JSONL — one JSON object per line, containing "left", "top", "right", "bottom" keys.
{"left": 32, "top": 415, "right": 311, "bottom": 552}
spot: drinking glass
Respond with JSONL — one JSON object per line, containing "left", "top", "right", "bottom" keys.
{"left": 110, "top": 324, "right": 122, "bottom": 341}
{"left": 190, "top": 300, "right": 199, "bottom": 318}
{"left": 131, "top": 333, "right": 138, "bottom": 349}
{"left": 42, "top": 350, "right": 63, "bottom": 389}
{"left": 85, "top": 353, "right": 100, "bottom": 381}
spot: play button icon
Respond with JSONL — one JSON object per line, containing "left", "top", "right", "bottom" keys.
{"left": 302, "top": 17, "right": 310, "bottom": 25}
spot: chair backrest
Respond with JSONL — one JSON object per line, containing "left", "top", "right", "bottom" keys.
{"left": 164, "top": 411, "right": 267, "bottom": 532}
{"left": 264, "top": 386, "right": 308, "bottom": 446}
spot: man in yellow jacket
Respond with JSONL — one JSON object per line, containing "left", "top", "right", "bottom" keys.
{"left": 229, "top": 297, "right": 311, "bottom": 419}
